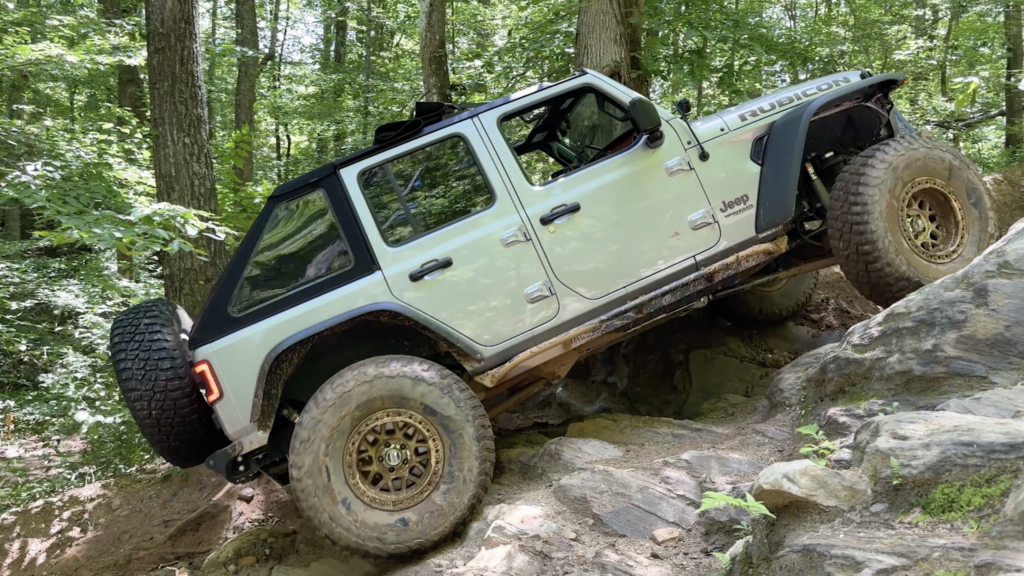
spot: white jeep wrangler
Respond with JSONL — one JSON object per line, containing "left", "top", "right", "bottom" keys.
{"left": 110, "top": 69, "right": 994, "bottom": 556}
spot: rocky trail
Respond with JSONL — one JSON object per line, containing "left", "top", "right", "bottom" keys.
{"left": 3, "top": 229, "right": 1024, "bottom": 576}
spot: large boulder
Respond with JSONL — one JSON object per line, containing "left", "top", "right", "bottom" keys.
{"left": 553, "top": 467, "right": 697, "bottom": 538}
{"left": 853, "top": 411, "right": 1024, "bottom": 484}
{"left": 767, "top": 220, "right": 1024, "bottom": 413}
{"left": 655, "top": 451, "right": 763, "bottom": 479}
{"left": 752, "top": 460, "right": 871, "bottom": 511}
{"left": 768, "top": 531, "right": 977, "bottom": 576}
{"left": 937, "top": 385, "right": 1024, "bottom": 419}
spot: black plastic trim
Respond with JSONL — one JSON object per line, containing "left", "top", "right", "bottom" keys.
{"left": 754, "top": 73, "right": 905, "bottom": 234}
{"left": 190, "top": 172, "right": 377, "bottom": 350}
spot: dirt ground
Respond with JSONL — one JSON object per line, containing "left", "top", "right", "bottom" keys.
{"left": 0, "top": 267, "right": 881, "bottom": 576}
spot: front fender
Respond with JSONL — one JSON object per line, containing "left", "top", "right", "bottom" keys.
{"left": 754, "top": 72, "right": 906, "bottom": 234}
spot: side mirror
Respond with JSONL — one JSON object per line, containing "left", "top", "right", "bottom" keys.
{"left": 628, "top": 97, "right": 664, "bottom": 149}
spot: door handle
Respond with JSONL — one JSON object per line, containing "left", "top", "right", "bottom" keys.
{"left": 539, "top": 202, "right": 581, "bottom": 226}
{"left": 409, "top": 257, "right": 453, "bottom": 282}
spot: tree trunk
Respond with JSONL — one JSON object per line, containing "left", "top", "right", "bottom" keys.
{"left": 145, "top": 0, "right": 227, "bottom": 316}
{"left": 207, "top": 0, "right": 219, "bottom": 140}
{"left": 1005, "top": 0, "right": 1023, "bottom": 148}
{"left": 361, "top": 0, "right": 373, "bottom": 142}
{"left": 234, "top": 0, "right": 259, "bottom": 185}
{"left": 419, "top": 0, "right": 450, "bottom": 102}
{"left": 332, "top": 3, "right": 349, "bottom": 155}
{"left": 322, "top": 1, "right": 334, "bottom": 69}
{"left": 0, "top": 203, "right": 20, "bottom": 241}
{"left": 940, "top": 0, "right": 961, "bottom": 99}
{"left": 574, "top": 0, "right": 648, "bottom": 96}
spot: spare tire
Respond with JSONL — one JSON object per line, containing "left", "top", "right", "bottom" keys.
{"left": 109, "top": 299, "right": 228, "bottom": 468}
{"left": 828, "top": 135, "right": 996, "bottom": 307}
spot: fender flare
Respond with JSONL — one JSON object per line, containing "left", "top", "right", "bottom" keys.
{"left": 250, "top": 302, "right": 487, "bottom": 431}
{"left": 754, "top": 72, "right": 907, "bottom": 234}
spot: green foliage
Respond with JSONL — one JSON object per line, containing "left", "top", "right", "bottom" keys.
{"left": 797, "top": 423, "right": 837, "bottom": 466}
{"left": 890, "top": 456, "right": 904, "bottom": 485}
{"left": 698, "top": 490, "right": 775, "bottom": 535}
{"left": 711, "top": 551, "right": 732, "bottom": 574}
{"left": 0, "top": 242, "right": 158, "bottom": 512}
{"left": 917, "top": 470, "right": 1015, "bottom": 522}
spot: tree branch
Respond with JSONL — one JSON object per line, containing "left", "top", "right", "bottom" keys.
{"left": 934, "top": 108, "right": 1006, "bottom": 129}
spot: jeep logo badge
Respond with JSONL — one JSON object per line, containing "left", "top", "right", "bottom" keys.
{"left": 719, "top": 194, "right": 753, "bottom": 218}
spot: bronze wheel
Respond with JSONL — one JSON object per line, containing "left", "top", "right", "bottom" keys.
{"left": 829, "top": 135, "right": 996, "bottom": 307}
{"left": 342, "top": 409, "right": 444, "bottom": 511}
{"left": 288, "top": 355, "right": 494, "bottom": 557}
{"left": 898, "top": 177, "right": 968, "bottom": 264}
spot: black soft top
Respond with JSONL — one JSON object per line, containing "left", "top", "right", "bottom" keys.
{"left": 268, "top": 72, "right": 583, "bottom": 199}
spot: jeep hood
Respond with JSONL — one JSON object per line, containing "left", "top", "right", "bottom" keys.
{"left": 690, "top": 71, "right": 866, "bottom": 137}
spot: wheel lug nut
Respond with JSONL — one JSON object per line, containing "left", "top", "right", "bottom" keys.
{"left": 400, "top": 443, "right": 406, "bottom": 449}
{"left": 384, "top": 441, "right": 390, "bottom": 447}
{"left": 377, "top": 456, "right": 383, "bottom": 462}
{"left": 388, "top": 467, "right": 395, "bottom": 473}
{"left": 403, "top": 459, "right": 408, "bottom": 465}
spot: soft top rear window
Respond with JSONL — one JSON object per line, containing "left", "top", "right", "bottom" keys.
{"left": 229, "top": 188, "right": 354, "bottom": 315}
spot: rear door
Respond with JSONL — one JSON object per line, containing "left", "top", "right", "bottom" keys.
{"left": 340, "top": 122, "right": 559, "bottom": 347}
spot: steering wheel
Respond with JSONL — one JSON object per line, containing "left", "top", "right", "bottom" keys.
{"left": 591, "top": 130, "right": 637, "bottom": 162}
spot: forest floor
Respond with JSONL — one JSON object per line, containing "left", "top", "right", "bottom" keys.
{"left": 0, "top": 267, "right": 881, "bottom": 576}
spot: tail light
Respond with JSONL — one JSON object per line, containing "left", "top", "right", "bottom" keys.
{"left": 193, "top": 360, "right": 223, "bottom": 405}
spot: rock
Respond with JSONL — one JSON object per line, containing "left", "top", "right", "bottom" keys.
{"left": 1005, "top": 480, "right": 1024, "bottom": 518}
{"left": 753, "top": 460, "right": 870, "bottom": 511}
{"left": 238, "top": 487, "right": 256, "bottom": 503}
{"left": 238, "top": 556, "right": 258, "bottom": 567}
{"left": 651, "top": 527, "right": 681, "bottom": 544}
{"left": 482, "top": 505, "right": 561, "bottom": 547}
{"left": 767, "top": 221, "right": 1024, "bottom": 413}
{"left": 533, "top": 437, "right": 622, "bottom": 470}
{"left": 591, "top": 549, "right": 672, "bottom": 576}
{"left": 157, "top": 568, "right": 178, "bottom": 576}
{"left": 828, "top": 448, "right": 854, "bottom": 470}
{"left": 817, "top": 401, "right": 895, "bottom": 438}
{"left": 271, "top": 558, "right": 379, "bottom": 576}
{"left": 975, "top": 550, "right": 1024, "bottom": 576}
{"left": 772, "top": 531, "right": 977, "bottom": 576}
{"left": 656, "top": 451, "right": 762, "bottom": 479}
{"left": 554, "top": 467, "right": 697, "bottom": 538}
{"left": 686, "top": 350, "right": 774, "bottom": 414}
{"left": 854, "top": 411, "right": 1024, "bottom": 484}
{"left": 566, "top": 414, "right": 720, "bottom": 445}
{"left": 869, "top": 502, "right": 888, "bottom": 513}
{"left": 452, "top": 544, "right": 542, "bottom": 576}
{"left": 657, "top": 469, "right": 702, "bottom": 505}
{"left": 937, "top": 385, "right": 1024, "bottom": 419}
{"left": 203, "top": 527, "right": 296, "bottom": 572}
{"left": 726, "top": 536, "right": 752, "bottom": 574}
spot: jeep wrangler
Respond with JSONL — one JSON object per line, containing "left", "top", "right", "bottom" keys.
{"left": 110, "top": 69, "right": 995, "bottom": 556}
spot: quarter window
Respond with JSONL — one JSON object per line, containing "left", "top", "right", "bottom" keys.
{"left": 359, "top": 136, "right": 494, "bottom": 246}
{"left": 229, "top": 189, "right": 354, "bottom": 315}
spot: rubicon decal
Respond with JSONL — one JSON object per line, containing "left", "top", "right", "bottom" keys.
{"left": 719, "top": 194, "right": 752, "bottom": 218}
{"left": 736, "top": 76, "right": 854, "bottom": 123}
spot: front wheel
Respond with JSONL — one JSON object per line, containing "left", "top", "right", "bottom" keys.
{"left": 828, "top": 135, "right": 996, "bottom": 307}
{"left": 288, "top": 355, "right": 494, "bottom": 556}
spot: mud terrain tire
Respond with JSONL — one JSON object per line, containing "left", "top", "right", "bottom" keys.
{"left": 828, "top": 135, "right": 995, "bottom": 307}
{"left": 288, "top": 355, "right": 494, "bottom": 557}
{"left": 719, "top": 271, "right": 818, "bottom": 322}
{"left": 109, "top": 299, "right": 228, "bottom": 468}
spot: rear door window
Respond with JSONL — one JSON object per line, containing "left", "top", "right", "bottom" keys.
{"left": 229, "top": 188, "right": 354, "bottom": 315}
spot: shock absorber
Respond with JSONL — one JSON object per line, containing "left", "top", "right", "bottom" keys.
{"left": 804, "top": 160, "right": 831, "bottom": 210}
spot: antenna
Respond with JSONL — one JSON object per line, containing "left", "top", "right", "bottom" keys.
{"left": 675, "top": 99, "right": 710, "bottom": 162}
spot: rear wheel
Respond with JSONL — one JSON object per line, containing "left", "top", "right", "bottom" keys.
{"left": 828, "top": 135, "right": 996, "bottom": 307}
{"left": 109, "top": 299, "right": 228, "bottom": 468}
{"left": 718, "top": 271, "right": 818, "bottom": 323}
{"left": 288, "top": 355, "right": 494, "bottom": 556}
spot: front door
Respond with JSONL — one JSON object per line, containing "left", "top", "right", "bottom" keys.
{"left": 341, "top": 122, "right": 558, "bottom": 347}
{"left": 479, "top": 78, "right": 721, "bottom": 300}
